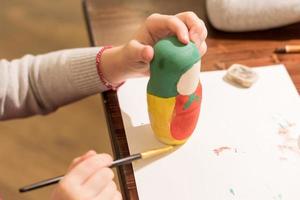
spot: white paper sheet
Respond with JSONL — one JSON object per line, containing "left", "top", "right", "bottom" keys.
{"left": 117, "top": 65, "right": 300, "bottom": 200}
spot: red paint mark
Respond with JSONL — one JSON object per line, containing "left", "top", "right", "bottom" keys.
{"left": 277, "top": 144, "right": 300, "bottom": 155}
{"left": 170, "top": 83, "right": 202, "bottom": 140}
{"left": 279, "top": 157, "right": 288, "bottom": 161}
{"left": 278, "top": 145, "right": 294, "bottom": 151}
{"left": 287, "top": 122, "right": 296, "bottom": 127}
{"left": 213, "top": 146, "right": 232, "bottom": 156}
{"left": 278, "top": 127, "right": 289, "bottom": 135}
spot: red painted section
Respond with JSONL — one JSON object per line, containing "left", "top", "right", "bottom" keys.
{"left": 170, "top": 83, "right": 202, "bottom": 140}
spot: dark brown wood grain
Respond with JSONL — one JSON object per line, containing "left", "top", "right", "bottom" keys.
{"left": 83, "top": 0, "right": 300, "bottom": 199}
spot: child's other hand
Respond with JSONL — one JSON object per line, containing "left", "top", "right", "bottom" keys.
{"left": 51, "top": 151, "right": 122, "bottom": 200}
{"left": 134, "top": 12, "right": 207, "bottom": 56}
{"left": 101, "top": 12, "right": 207, "bottom": 85}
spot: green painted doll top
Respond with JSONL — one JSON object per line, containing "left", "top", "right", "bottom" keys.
{"left": 147, "top": 36, "right": 201, "bottom": 98}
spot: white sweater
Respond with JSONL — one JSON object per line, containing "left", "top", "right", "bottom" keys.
{"left": 0, "top": 47, "right": 108, "bottom": 120}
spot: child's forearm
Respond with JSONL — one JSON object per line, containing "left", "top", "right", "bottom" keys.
{"left": 0, "top": 47, "right": 107, "bottom": 120}
{"left": 100, "top": 45, "right": 127, "bottom": 85}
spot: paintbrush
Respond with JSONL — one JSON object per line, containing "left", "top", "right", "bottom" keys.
{"left": 19, "top": 146, "right": 174, "bottom": 193}
{"left": 275, "top": 45, "right": 300, "bottom": 53}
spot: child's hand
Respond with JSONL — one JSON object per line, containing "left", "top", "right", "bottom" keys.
{"left": 134, "top": 12, "right": 207, "bottom": 55}
{"left": 100, "top": 12, "right": 207, "bottom": 86}
{"left": 51, "top": 151, "right": 122, "bottom": 200}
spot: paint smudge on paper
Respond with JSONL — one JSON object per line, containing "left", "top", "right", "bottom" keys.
{"left": 272, "top": 114, "right": 300, "bottom": 160}
{"left": 273, "top": 114, "right": 296, "bottom": 129}
{"left": 213, "top": 146, "right": 237, "bottom": 156}
{"left": 279, "top": 156, "right": 288, "bottom": 161}
{"left": 278, "top": 145, "right": 298, "bottom": 152}
{"left": 229, "top": 188, "right": 235, "bottom": 196}
{"left": 278, "top": 127, "right": 289, "bottom": 135}
{"left": 277, "top": 144, "right": 300, "bottom": 156}
{"left": 273, "top": 115, "right": 294, "bottom": 134}
{"left": 213, "top": 146, "right": 231, "bottom": 156}
{"left": 272, "top": 193, "right": 282, "bottom": 200}
{"left": 277, "top": 122, "right": 295, "bottom": 135}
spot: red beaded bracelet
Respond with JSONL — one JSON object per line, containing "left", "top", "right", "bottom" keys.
{"left": 96, "top": 46, "right": 125, "bottom": 91}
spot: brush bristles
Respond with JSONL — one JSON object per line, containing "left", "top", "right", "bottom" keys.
{"left": 141, "top": 146, "right": 174, "bottom": 159}
{"left": 274, "top": 47, "right": 286, "bottom": 53}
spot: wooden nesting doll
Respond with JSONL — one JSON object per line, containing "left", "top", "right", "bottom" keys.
{"left": 147, "top": 36, "right": 202, "bottom": 145}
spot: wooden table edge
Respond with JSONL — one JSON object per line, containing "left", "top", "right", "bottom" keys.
{"left": 82, "top": 0, "right": 139, "bottom": 199}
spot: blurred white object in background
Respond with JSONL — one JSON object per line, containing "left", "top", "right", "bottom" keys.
{"left": 206, "top": 0, "right": 300, "bottom": 32}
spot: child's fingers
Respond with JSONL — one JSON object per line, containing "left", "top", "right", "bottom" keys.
{"left": 82, "top": 167, "right": 114, "bottom": 196}
{"left": 127, "top": 40, "right": 154, "bottom": 63}
{"left": 65, "top": 154, "right": 113, "bottom": 185}
{"left": 146, "top": 14, "right": 189, "bottom": 44}
{"left": 176, "top": 12, "right": 207, "bottom": 45}
{"left": 112, "top": 191, "right": 123, "bottom": 200}
{"left": 95, "top": 181, "right": 118, "bottom": 200}
{"left": 199, "top": 41, "right": 207, "bottom": 57}
{"left": 68, "top": 150, "right": 97, "bottom": 171}
{"left": 165, "top": 16, "right": 190, "bottom": 44}
{"left": 142, "top": 45, "right": 154, "bottom": 63}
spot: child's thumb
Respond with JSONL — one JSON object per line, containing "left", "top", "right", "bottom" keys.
{"left": 127, "top": 40, "right": 154, "bottom": 63}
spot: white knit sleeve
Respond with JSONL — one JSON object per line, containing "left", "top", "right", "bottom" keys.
{"left": 0, "top": 47, "right": 108, "bottom": 120}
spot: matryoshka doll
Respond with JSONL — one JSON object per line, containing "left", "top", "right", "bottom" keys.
{"left": 147, "top": 36, "right": 202, "bottom": 145}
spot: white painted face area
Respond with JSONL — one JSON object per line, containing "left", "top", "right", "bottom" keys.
{"left": 177, "top": 61, "right": 200, "bottom": 95}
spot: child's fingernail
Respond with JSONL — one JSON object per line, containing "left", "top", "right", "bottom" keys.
{"left": 184, "top": 35, "right": 189, "bottom": 43}
{"left": 142, "top": 46, "right": 153, "bottom": 62}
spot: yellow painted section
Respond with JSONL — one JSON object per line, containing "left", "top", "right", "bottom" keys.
{"left": 147, "top": 93, "right": 187, "bottom": 145}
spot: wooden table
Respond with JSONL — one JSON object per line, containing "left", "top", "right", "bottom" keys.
{"left": 82, "top": 0, "right": 300, "bottom": 199}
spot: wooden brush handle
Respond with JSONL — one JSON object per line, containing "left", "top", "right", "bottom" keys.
{"left": 286, "top": 45, "right": 300, "bottom": 53}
